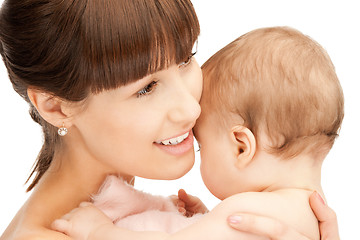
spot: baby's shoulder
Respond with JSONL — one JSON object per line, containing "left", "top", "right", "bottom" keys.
{"left": 217, "top": 190, "right": 319, "bottom": 239}
{"left": 223, "top": 189, "right": 313, "bottom": 212}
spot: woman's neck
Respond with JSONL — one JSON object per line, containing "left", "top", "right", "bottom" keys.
{"left": 25, "top": 143, "right": 133, "bottom": 229}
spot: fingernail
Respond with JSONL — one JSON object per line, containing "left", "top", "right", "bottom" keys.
{"left": 178, "top": 207, "right": 186, "bottom": 213}
{"left": 228, "top": 215, "right": 243, "bottom": 224}
{"left": 315, "top": 191, "right": 326, "bottom": 205}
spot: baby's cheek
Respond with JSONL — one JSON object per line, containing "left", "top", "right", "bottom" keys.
{"left": 200, "top": 158, "right": 226, "bottom": 200}
{"left": 199, "top": 159, "right": 212, "bottom": 190}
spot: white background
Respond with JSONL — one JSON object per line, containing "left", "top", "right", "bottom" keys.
{"left": 1, "top": 0, "right": 359, "bottom": 238}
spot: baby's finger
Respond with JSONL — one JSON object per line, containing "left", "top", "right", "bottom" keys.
{"left": 169, "top": 195, "right": 179, "bottom": 204}
{"left": 177, "top": 200, "right": 185, "bottom": 208}
{"left": 227, "top": 214, "right": 309, "bottom": 240}
{"left": 51, "top": 219, "right": 70, "bottom": 234}
{"left": 178, "top": 189, "right": 195, "bottom": 206}
{"left": 79, "top": 201, "right": 93, "bottom": 208}
{"left": 178, "top": 189, "right": 188, "bottom": 200}
{"left": 59, "top": 212, "right": 73, "bottom": 221}
{"left": 179, "top": 189, "right": 201, "bottom": 204}
{"left": 178, "top": 207, "right": 186, "bottom": 216}
{"left": 169, "top": 194, "right": 185, "bottom": 208}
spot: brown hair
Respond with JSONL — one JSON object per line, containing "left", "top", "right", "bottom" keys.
{"left": 201, "top": 27, "right": 344, "bottom": 159}
{"left": 0, "top": 0, "right": 200, "bottom": 191}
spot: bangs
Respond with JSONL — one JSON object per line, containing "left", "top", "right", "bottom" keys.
{"left": 0, "top": 0, "right": 199, "bottom": 191}
{"left": 80, "top": 0, "right": 200, "bottom": 93}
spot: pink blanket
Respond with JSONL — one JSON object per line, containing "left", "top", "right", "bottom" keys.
{"left": 93, "top": 176, "right": 203, "bottom": 233}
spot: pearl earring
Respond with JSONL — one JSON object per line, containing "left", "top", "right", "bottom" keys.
{"left": 58, "top": 124, "right": 68, "bottom": 136}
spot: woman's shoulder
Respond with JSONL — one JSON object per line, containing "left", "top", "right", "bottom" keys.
{"left": 1, "top": 227, "right": 70, "bottom": 240}
{"left": 1, "top": 192, "right": 71, "bottom": 240}
{"left": 1, "top": 216, "right": 70, "bottom": 240}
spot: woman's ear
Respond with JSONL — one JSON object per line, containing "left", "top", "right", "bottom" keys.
{"left": 231, "top": 125, "right": 256, "bottom": 169}
{"left": 27, "top": 88, "right": 73, "bottom": 128}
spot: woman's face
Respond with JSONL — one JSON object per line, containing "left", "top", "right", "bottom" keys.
{"left": 70, "top": 57, "right": 203, "bottom": 180}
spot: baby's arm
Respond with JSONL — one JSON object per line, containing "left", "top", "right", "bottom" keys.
{"left": 51, "top": 193, "right": 273, "bottom": 240}
{"left": 51, "top": 202, "right": 118, "bottom": 240}
{"left": 93, "top": 176, "right": 178, "bottom": 222}
{"left": 51, "top": 201, "right": 260, "bottom": 240}
{"left": 115, "top": 209, "right": 202, "bottom": 233}
{"left": 52, "top": 202, "right": 171, "bottom": 240}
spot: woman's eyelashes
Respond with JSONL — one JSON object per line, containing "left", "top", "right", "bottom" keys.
{"left": 136, "top": 52, "right": 196, "bottom": 98}
{"left": 178, "top": 52, "right": 197, "bottom": 68}
{"left": 136, "top": 80, "right": 159, "bottom": 98}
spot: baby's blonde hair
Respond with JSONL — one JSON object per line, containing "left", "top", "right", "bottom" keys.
{"left": 201, "top": 27, "right": 344, "bottom": 159}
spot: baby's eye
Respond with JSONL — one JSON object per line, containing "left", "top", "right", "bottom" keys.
{"left": 178, "top": 52, "right": 197, "bottom": 68}
{"left": 137, "top": 81, "right": 158, "bottom": 98}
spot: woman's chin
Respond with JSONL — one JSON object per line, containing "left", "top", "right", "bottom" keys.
{"left": 161, "top": 158, "right": 195, "bottom": 180}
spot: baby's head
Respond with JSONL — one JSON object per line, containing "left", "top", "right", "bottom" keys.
{"left": 194, "top": 27, "right": 344, "bottom": 199}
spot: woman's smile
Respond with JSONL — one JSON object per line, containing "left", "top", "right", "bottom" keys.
{"left": 155, "top": 131, "right": 190, "bottom": 145}
{"left": 154, "top": 130, "right": 194, "bottom": 156}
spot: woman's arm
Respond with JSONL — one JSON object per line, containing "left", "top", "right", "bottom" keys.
{"left": 52, "top": 192, "right": 339, "bottom": 240}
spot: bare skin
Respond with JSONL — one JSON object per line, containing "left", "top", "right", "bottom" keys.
{"left": 1, "top": 150, "right": 134, "bottom": 240}
{"left": 1, "top": 60, "right": 340, "bottom": 240}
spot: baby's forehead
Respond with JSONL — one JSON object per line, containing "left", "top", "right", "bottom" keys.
{"left": 196, "top": 104, "right": 234, "bottom": 130}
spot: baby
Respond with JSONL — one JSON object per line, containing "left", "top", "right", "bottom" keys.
{"left": 54, "top": 26, "right": 344, "bottom": 239}
{"left": 192, "top": 26, "right": 343, "bottom": 239}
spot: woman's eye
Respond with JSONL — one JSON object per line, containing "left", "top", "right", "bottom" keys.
{"left": 178, "top": 52, "right": 197, "bottom": 68}
{"left": 137, "top": 81, "right": 158, "bottom": 98}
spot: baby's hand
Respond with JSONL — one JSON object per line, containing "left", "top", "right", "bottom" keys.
{"left": 175, "top": 189, "right": 209, "bottom": 217}
{"left": 52, "top": 202, "right": 114, "bottom": 240}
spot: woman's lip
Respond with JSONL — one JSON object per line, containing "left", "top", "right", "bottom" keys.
{"left": 154, "top": 130, "right": 194, "bottom": 156}
{"left": 155, "top": 130, "right": 192, "bottom": 143}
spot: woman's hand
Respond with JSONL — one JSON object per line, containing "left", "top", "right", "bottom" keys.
{"left": 310, "top": 192, "right": 340, "bottom": 240}
{"left": 226, "top": 192, "right": 340, "bottom": 240}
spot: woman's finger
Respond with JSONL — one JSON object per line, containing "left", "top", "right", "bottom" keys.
{"left": 309, "top": 192, "right": 340, "bottom": 240}
{"left": 227, "top": 214, "right": 309, "bottom": 240}
{"left": 309, "top": 192, "right": 336, "bottom": 221}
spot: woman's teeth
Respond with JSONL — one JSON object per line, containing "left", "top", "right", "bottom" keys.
{"left": 156, "top": 132, "right": 190, "bottom": 146}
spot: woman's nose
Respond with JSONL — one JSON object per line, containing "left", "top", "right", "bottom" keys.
{"left": 167, "top": 79, "right": 201, "bottom": 126}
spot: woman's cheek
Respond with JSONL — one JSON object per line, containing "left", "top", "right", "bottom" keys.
{"left": 197, "top": 71, "right": 203, "bottom": 102}
{"left": 187, "top": 59, "right": 203, "bottom": 103}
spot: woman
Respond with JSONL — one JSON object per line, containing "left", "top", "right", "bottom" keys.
{"left": 0, "top": 0, "right": 339, "bottom": 239}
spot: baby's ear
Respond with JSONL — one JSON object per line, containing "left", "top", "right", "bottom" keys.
{"left": 231, "top": 125, "right": 256, "bottom": 169}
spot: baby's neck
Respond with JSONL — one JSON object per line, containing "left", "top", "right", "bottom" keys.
{"left": 259, "top": 153, "right": 324, "bottom": 196}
